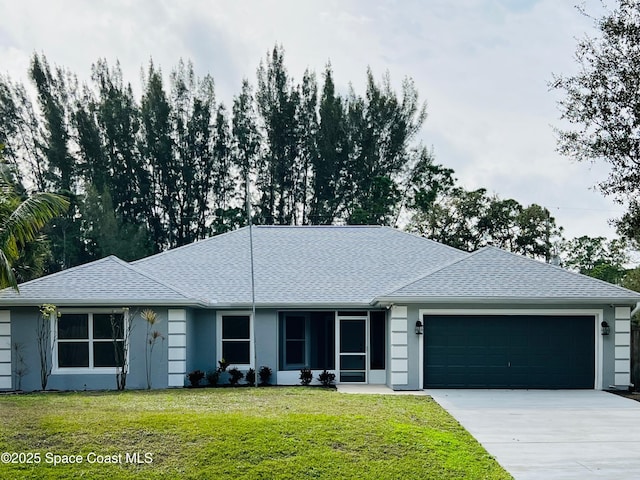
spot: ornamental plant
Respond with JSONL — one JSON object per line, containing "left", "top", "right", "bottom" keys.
{"left": 245, "top": 368, "right": 256, "bottom": 386}
{"left": 228, "top": 367, "right": 244, "bottom": 386}
{"left": 299, "top": 367, "right": 313, "bottom": 386}
{"left": 318, "top": 369, "right": 336, "bottom": 387}
{"left": 37, "top": 304, "right": 59, "bottom": 390}
{"left": 141, "top": 309, "right": 164, "bottom": 389}
{"left": 218, "top": 358, "right": 230, "bottom": 372}
{"left": 206, "top": 370, "right": 220, "bottom": 386}
{"left": 258, "top": 366, "right": 272, "bottom": 386}
{"left": 187, "top": 369, "right": 205, "bottom": 387}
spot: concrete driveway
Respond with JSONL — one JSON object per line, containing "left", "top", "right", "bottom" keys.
{"left": 426, "top": 389, "right": 640, "bottom": 480}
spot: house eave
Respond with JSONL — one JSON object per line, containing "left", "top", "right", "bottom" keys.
{"left": 214, "top": 301, "right": 380, "bottom": 310}
{"left": 0, "top": 298, "right": 212, "bottom": 308}
{"left": 372, "top": 296, "right": 640, "bottom": 306}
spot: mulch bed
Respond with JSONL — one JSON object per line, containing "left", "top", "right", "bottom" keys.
{"left": 607, "top": 389, "right": 640, "bottom": 402}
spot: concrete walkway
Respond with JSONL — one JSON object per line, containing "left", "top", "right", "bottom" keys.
{"left": 426, "top": 389, "right": 640, "bottom": 480}
{"left": 336, "top": 384, "right": 428, "bottom": 395}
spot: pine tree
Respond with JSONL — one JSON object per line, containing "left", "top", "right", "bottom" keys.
{"left": 255, "top": 45, "right": 300, "bottom": 224}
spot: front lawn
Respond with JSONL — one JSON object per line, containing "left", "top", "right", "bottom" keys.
{"left": 0, "top": 388, "right": 511, "bottom": 479}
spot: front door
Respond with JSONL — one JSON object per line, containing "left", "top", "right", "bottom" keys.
{"left": 337, "top": 316, "right": 367, "bottom": 383}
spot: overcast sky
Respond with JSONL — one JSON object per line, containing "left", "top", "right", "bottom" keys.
{"left": 0, "top": 0, "right": 623, "bottom": 241}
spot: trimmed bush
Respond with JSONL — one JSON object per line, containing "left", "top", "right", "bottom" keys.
{"left": 187, "top": 370, "right": 205, "bottom": 387}
{"left": 299, "top": 368, "right": 313, "bottom": 386}
{"left": 318, "top": 370, "right": 336, "bottom": 387}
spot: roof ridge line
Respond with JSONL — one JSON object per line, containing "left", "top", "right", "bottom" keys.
{"left": 111, "top": 256, "right": 210, "bottom": 303}
{"left": 256, "top": 225, "right": 382, "bottom": 228}
{"left": 381, "top": 248, "right": 484, "bottom": 297}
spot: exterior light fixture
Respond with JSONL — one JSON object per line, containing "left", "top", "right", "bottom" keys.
{"left": 601, "top": 321, "right": 610, "bottom": 336}
{"left": 415, "top": 320, "right": 424, "bottom": 335}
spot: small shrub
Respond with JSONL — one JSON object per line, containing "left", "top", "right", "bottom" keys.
{"left": 258, "top": 365, "right": 272, "bottom": 385}
{"left": 187, "top": 369, "right": 205, "bottom": 387}
{"left": 228, "top": 367, "right": 244, "bottom": 386}
{"left": 245, "top": 368, "right": 256, "bottom": 386}
{"left": 206, "top": 370, "right": 219, "bottom": 386}
{"left": 218, "top": 358, "right": 230, "bottom": 372}
{"left": 299, "top": 367, "right": 313, "bottom": 386}
{"left": 318, "top": 369, "right": 336, "bottom": 387}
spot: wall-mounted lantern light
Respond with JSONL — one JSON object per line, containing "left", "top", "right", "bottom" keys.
{"left": 601, "top": 321, "right": 610, "bottom": 336}
{"left": 415, "top": 320, "right": 424, "bottom": 335}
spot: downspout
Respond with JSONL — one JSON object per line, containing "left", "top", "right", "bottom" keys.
{"left": 631, "top": 302, "right": 640, "bottom": 319}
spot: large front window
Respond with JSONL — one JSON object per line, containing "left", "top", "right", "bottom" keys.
{"left": 56, "top": 312, "right": 125, "bottom": 370}
{"left": 279, "top": 312, "right": 335, "bottom": 370}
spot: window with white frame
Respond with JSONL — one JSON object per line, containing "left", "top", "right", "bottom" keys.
{"left": 56, "top": 312, "right": 125, "bottom": 370}
{"left": 221, "top": 314, "right": 251, "bottom": 365}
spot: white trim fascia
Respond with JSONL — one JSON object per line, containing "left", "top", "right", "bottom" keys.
{"left": 0, "top": 299, "right": 211, "bottom": 307}
{"left": 375, "top": 296, "right": 640, "bottom": 305}
{"left": 419, "top": 308, "right": 605, "bottom": 390}
{"left": 218, "top": 302, "right": 375, "bottom": 309}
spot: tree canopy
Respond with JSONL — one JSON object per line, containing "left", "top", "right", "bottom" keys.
{"left": 0, "top": 45, "right": 579, "bottom": 278}
{"left": 552, "top": 0, "right": 640, "bottom": 246}
{"left": 560, "top": 235, "right": 629, "bottom": 284}
{"left": 408, "top": 187, "right": 562, "bottom": 261}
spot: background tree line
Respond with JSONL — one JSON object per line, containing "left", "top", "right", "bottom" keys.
{"left": 1, "top": 44, "right": 625, "bottom": 284}
{"left": 1, "top": 46, "right": 456, "bottom": 272}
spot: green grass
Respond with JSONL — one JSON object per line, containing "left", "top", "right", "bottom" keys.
{"left": 0, "top": 388, "right": 511, "bottom": 479}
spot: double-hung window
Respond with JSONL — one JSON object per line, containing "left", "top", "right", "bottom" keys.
{"left": 55, "top": 312, "right": 125, "bottom": 372}
{"left": 219, "top": 314, "right": 252, "bottom": 366}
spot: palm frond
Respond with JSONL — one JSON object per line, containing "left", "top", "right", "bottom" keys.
{"left": 3, "top": 193, "right": 69, "bottom": 247}
{"left": 0, "top": 247, "right": 17, "bottom": 290}
{"left": 0, "top": 191, "right": 68, "bottom": 291}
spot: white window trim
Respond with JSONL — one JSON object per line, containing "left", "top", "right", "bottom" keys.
{"left": 216, "top": 311, "right": 254, "bottom": 369}
{"left": 418, "top": 308, "right": 605, "bottom": 390}
{"left": 52, "top": 309, "right": 129, "bottom": 375}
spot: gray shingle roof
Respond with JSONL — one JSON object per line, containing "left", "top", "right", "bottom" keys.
{"left": 133, "top": 226, "right": 467, "bottom": 306}
{"left": 380, "top": 246, "right": 640, "bottom": 303}
{"left": 1, "top": 227, "right": 638, "bottom": 307}
{"left": 0, "top": 255, "right": 202, "bottom": 306}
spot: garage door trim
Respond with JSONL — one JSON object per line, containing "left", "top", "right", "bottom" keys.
{"left": 418, "top": 308, "right": 604, "bottom": 390}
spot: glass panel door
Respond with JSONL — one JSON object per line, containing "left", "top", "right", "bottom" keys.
{"left": 338, "top": 317, "right": 367, "bottom": 382}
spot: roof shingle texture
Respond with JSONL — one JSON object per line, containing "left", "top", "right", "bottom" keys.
{"left": 133, "top": 226, "right": 467, "bottom": 305}
{"left": 2, "top": 226, "right": 638, "bottom": 306}
{"left": 0, "top": 256, "right": 195, "bottom": 304}
{"left": 386, "top": 246, "right": 640, "bottom": 300}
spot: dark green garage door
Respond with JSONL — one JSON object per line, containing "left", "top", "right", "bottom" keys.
{"left": 424, "top": 315, "right": 595, "bottom": 389}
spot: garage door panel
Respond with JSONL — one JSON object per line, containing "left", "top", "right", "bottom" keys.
{"left": 424, "top": 315, "right": 595, "bottom": 389}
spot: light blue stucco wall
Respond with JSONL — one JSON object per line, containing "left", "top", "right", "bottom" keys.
{"left": 255, "top": 309, "right": 278, "bottom": 384}
{"left": 182, "top": 308, "right": 278, "bottom": 384}
{"left": 7, "top": 302, "right": 624, "bottom": 391}
{"left": 9, "top": 306, "right": 170, "bottom": 391}
{"left": 186, "top": 308, "right": 217, "bottom": 375}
